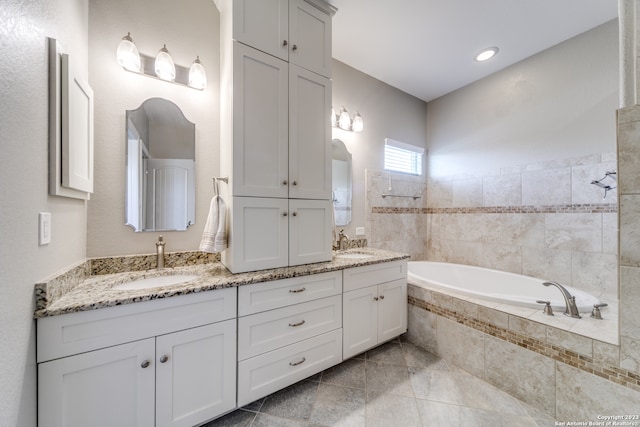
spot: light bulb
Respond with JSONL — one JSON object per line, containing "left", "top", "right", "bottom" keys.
{"left": 155, "top": 44, "right": 175, "bottom": 81}
{"left": 188, "top": 56, "right": 207, "bottom": 89}
{"left": 352, "top": 112, "right": 364, "bottom": 132}
{"left": 338, "top": 107, "right": 351, "bottom": 131}
{"left": 116, "top": 32, "right": 141, "bottom": 72}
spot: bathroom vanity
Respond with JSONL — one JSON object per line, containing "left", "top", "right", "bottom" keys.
{"left": 34, "top": 249, "right": 408, "bottom": 427}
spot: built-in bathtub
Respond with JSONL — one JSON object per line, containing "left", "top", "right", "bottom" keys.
{"left": 408, "top": 261, "right": 600, "bottom": 313}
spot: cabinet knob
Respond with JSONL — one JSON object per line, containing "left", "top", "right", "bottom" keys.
{"left": 160, "top": 355, "right": 169, "bottom": 363}
{"left": 289, "top": 357, "right": 306, "bottom": 366}
{"left": 379, "top": 295, "right": 385, "bottom": 300}
{"left": 282, "top": 180, "right": 288, "bottom": 185}
{"left": 292, "top": 212, "right": 297, "bottom": 217}
{"left": 292, "top": 181, "right": 297, "bottom": 186}
{"left": 292, "top": 44, "right": 298, "bottom": 51}
{"left": 283, "top": 40, "right": 288, "bottom": 47}
{"left": 282, "top": 212, "right": 288, "bottom": 217}
{"left": 373, "top": 297, "right": 379, "bottom": 301}
{"left": 141, "top": 360, "right": 151, "bottom": 369}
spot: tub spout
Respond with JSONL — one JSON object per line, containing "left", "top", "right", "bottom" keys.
{"left": 543, "top": 281, "right": 581, "bottom": 318}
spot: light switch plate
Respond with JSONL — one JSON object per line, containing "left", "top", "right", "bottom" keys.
{"left": 39, "top": 212, "right": 51, "bottom": 245}
{"left": 355, "top": 227, "right": 365, "bottom": 236}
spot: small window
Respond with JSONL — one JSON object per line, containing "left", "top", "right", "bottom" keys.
{"left": 384, "top": 138, "right": 425, "bottom": 176}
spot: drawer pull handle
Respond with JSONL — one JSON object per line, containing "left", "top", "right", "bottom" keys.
{"left": 141, "top": 360, "right": 151, "bottom": 369}
{"left": 289, "top": 320, "right": 306, "bottom": 327}
{"left": 289, "top": 287, "right": 306, "bottom": 293}
{"left": 160, "top": 355, "right": 169, "bottom": 363}
{"left": 289, "top": 357, "right": 306, "bottom": 366}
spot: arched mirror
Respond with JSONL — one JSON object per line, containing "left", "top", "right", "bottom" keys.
{"left": 125, "top": 98, "right": 195, "bottom": 232}
{"left": 332, "top": 139, "right": 352, "bottom": 226}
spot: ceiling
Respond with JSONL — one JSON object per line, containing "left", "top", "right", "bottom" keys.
{"left": 328, "top": 0, "right": 618, "bottom": 102}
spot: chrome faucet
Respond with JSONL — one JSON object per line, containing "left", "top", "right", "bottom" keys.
{"left": 156, "top": 235, "right": 165, "bottom": 269}
{"left": 543, "top": 281, "right": 581, "bottom": 318}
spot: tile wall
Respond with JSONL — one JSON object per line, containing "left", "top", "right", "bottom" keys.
{"left": 617, "top": 106, "right": 640, "bottom": 377}
{"left": 426, "top": 152, "right": 618, "bottom": 299}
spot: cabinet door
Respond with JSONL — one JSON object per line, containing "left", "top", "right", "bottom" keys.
{"left": 232, "top": 42, "right": 289, "bottom": 198}
{"left": 288, "top": 65, "right": 331, "bottom": 200}
{"left": 38, "top": 339, "right": 155, "bottom": 427}
{"left": 232, "top": 0, "right": 289, "bottom": 61}
{"left": 224, "top": 197, "right": 288, "bottom": 273}
{"left": 156, "top": 320, "right": 237, "bottom": 427}
{"left": 289, "top": 0, "right": 332, "bottom": 77}
{"left": 378, "top": 280, "right": 408, "bottom": 343}
{"left": 289, "top": 199, "right": 332, "bottom": 266}
{"left": 343, "top": 286, "right": 378, "bottom": 359}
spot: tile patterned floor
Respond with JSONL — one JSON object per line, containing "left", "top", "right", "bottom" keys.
{"left": 204, "top": 338, "right": 557, "bottom": 427}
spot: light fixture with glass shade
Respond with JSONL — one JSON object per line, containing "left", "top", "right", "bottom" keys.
{"left": 332, "top": 106, "right": 364, "bottom": 132}
{"left": 351, "top": 112, "right": 364, "bottom": 132}
{"left": 155, "top": 44, "right": 176, "bottom": 81}
{"left": 116, "top": 32, "right": 141, "bottom": 72}
{"left": 188, "top": 56, "right": 207, "bottom": 90}
{"left": 116, "top": 32, "right": 206, "bottom": 90}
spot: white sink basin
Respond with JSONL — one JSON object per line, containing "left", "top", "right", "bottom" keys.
{"left": 337, "top": 253, "right": 374, "bottom": 259}
{"left": 114, "top": 274, "right": 199, "bottom": 291}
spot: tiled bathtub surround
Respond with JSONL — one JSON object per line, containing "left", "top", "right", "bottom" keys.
{"left": 426, "top": 152, "right": 618, "bottom": 299}
{"left": 406, "top": 284, "right": 640, "bottom": 420}
{"left": 365, "top": 169, "right": 428, "bottom": 259}
{"left": 618, "top": 106, "right": 640, "bottom": 377}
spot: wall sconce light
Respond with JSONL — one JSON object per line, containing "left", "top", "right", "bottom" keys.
{"left": 116, "top": 33, "right": 207, "bottom": 90}
{"left": 332, "top": 106, "right": 364, "bottom": 132}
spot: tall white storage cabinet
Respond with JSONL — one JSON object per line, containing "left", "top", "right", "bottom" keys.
{"left": 216, "top": 0, "right": 336, "bottom": 273}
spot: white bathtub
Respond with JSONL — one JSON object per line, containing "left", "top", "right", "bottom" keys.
{"left": 407, "top": 261, "right": 600, "bottom": 313}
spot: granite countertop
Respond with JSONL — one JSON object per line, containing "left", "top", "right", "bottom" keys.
{"left": 34, "top": 247, "right": 409, "bottom": 318}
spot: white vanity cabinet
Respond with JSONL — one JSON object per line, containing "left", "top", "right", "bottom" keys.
{"left": 236, "top": 271, "right": 343, "bottom": 406}
{"left": 219, "top": 0, "right": 334, "bottom": 78}
{"left": 37, "top": 289, "right": 237, "bottom": 427}
{"left": 225, "top": 197, "right": 332, "bottom": 273}
{"left": 217, "top": 0, "right": 334, "bottom": 274}
{"left": 342, "top": 260, "right": 408, "bottom": 359}
{"left": 224, "top": 42, "right": 331, "bottom": 200}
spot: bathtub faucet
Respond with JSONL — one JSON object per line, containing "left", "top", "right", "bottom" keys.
{"left": 542, "top": 281, "right": 581, "bottom": 318}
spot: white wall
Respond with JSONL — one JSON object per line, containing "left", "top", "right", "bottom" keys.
{"left": 427, "top": 20, "right": 618, "bottom": 178}
{"left": 87, "top": 0, "right": 219, "bottom": 256}
{"left": 0, "top": 1, "right": 89, "bottom": 425}
{"left": 331, "top": 60, "right": 428, "bottom": 237}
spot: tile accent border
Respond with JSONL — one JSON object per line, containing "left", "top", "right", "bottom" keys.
{"left": 408, "top": 294, "right": 640, "bottom": 393}
{"left": 372, "top": 203, "right": 617, "bottom": 215}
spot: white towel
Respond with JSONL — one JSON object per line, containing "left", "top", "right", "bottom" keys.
{"left": 199, "top": 195, "right": 227, "bottom": 253}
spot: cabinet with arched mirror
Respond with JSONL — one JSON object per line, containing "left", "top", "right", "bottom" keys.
{"left": 125, "top": 98, "right": 196, "bottom": 232}
{"left": 332, "top": 139, "right": 352, "bottom": 226}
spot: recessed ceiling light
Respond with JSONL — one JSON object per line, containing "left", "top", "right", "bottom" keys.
{"left": 475, "top": 47, "right": 499, "bottom": 62}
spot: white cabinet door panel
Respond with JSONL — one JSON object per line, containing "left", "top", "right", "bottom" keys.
{"left": 232, "top": 43, "right": 289, "bottom": 198}
{"left": 38, "top": 339, "right": 155, "bottom": 427}
{"left": 378, "top": 279, "right": 408, "bottom": 343}
{"left": 288, "top": 65, "right": 331, "bottom": 200}
{"left": 342, "top": 286, "right": 378, "bottom": 359}
{"left": 289, "top": 0, "right": 332, "bottom": 77}
{"left": 289, "top": 199, "right": 332, "bottom": 266}
{"left": 231, "top": 0, "right": 289, "bottom": 61}
{"left": 156, "top": 320, "right": 237, "bottom": 427}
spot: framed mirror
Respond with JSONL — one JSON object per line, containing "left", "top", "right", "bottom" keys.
{"left": 332, "top": 139, "right": 352, "bottom": 226}
{"left": 126, "top": 98, "right": 195, "bottom": 232}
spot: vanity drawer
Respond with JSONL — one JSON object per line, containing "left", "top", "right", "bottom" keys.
{"left": 37, "top": 287, "right": 237, "bottom": 363}
{"left": 238, "top": 271, "right": 342, "bottom": 316}
{"left": 237, "top": 328, "right": 342, "bottom": 407}
{"left": 343, "top": 260, "right": 407, "bottom": 292}
{"left": 238, "top": 295, "right": 341, "bottom": 360}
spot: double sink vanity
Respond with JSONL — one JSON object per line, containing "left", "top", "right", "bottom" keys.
{"left": 34, "top": 248, "right": 409, "bottom": 427}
